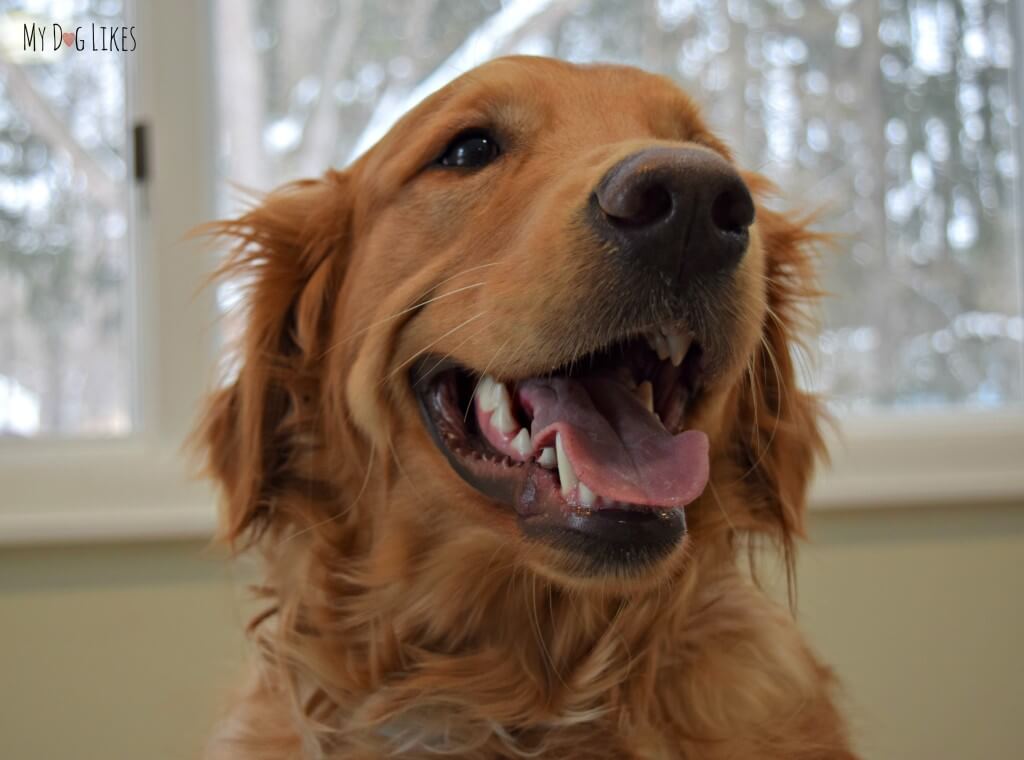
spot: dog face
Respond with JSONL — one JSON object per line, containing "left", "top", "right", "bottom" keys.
{"left": 202, "top": 56, "right": 822, "bottom": 590}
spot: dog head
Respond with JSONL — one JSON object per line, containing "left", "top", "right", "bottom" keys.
{"left": 200, "top": 56, "right": 823, "bottom": 591}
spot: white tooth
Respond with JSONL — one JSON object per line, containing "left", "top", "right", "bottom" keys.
{"left": 578, "top": 482, "right": 596, "bottom": 507}
{"left": 492, "top": 379, "right": 511, "bottom": 408}
{"left": 488, "top": 381, "right": 516, "bottom": 435}
{"left": 477, "top": 376, "right": 499, "bottom": 412}
{"left": 511, "top": 428, "right": 532, "bottom": 458}
{"left": 667, "top": 332, "right": 691, "bottom": 367}
{"left": 492, "top": 399, "right": 516, "bottom": 435}
{"left": 555, "top": 433, "right": 578, "bottom": 496}
{"left": 637, "top": 381, "right": 654, "bottom": 413}
{"left": 538, "top": 447, "right": 557, "bottom": 468}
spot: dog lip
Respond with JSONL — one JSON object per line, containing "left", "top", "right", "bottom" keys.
{"left": 410, "top": 354, "right": 696, "bottom": 569}
{"left": 410, "top": 358, "right": 526, "bottom": 508}
{"left": 520, "top": 507, "right": 686, "bottom": 572}
{"left": 410, "top": 356, "right": 460, "bottom": 389}
{"left": 410, "top": 355, "right": 706, "bottom": 511}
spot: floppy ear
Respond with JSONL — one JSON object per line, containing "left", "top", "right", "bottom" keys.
{"left": 736, "top": 183, "right": 828, "bottom": 565}
{"left": 196, "top": 170, "right": 353, "bottom": 548}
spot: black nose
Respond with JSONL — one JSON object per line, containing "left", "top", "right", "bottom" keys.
{"left": 592, "top": 147, "right": 755, "bottom": 283}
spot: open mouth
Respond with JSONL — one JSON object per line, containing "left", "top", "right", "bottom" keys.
{"left": 411, "top": 323, "right": 710, "bottom": 566}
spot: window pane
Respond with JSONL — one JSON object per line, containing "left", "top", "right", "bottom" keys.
{"left": 215, "top": 0, "right": 1023, "bottom": 412}
{"left": 0, "top": 0, "right": 133, "bottom": 436}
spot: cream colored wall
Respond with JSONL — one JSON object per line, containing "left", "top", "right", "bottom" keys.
{"left": 796, "top": 504, "right": 1024, "bottom": 760}
{"left": 0, "top": 542, "right": 247, "bottom": 760}
{"left": 2, "top": 504, "right": 1022, "bottom": 760}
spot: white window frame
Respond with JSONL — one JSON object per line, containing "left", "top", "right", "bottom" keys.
{"left": 1, "top": 0, "right": 1022, "bottom": 546}
{"left": 0, "top": 0, "right": 219, "bottom": 544}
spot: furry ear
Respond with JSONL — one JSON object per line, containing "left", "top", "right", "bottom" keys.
{"left": 737, "top": 183, "right": 828, "bottom": 568}
{"left": 196, "top": 170, "right": 353, "bottom": 548}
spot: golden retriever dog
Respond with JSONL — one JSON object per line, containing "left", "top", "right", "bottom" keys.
{"left": 198, "top": 56, "right": 858, "bottom": 759}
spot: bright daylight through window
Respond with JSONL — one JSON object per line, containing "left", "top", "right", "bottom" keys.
{"left": 1, "top": 0, "right": 133, "bottom": 436}
{"left": 0, "top": 0, "right": 1021, "bottom": 440}
{"left": 214, "top": 0, "right": 1023, "bottom": 413}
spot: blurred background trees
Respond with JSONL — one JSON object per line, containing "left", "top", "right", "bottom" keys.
{"left": 0, "top": 0, "right": 130, "bottom": 435}
{"left": 1, "top": 0, "right": 1020, "bottom": 435}
{"left": 215, "top": 0, "right": 1021, "bottom": 413}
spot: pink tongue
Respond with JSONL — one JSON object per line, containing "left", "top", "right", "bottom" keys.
{"left": 518, "top": 375, "right": 709, "bottom": 507}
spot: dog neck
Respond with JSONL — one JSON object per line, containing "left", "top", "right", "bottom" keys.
{"left": 241, "top": 515, "right": 813, "bottom": 758}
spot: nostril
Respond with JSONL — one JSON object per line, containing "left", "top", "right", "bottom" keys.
{"left": 709, "top": 184, "right": 755, "bottom": 235}
{"left": 601, "top": 181, "right": 673, "bottom": 228}
{"left": 624, "top": 184, "right": 672, "bottom": 227}
{"left": 592, "top": 147, "right": 756, "bottom": 282}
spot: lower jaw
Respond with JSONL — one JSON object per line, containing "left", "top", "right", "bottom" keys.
{"left": 521, "top": 506, "right": 686, "bottom": 575}
{"left": 409, "top": 314, "right": 713, "bottom": 570}
{"left": 415, "top": 382, "right": 688, "bottom": 572}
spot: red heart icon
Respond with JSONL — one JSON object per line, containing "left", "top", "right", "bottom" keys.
{"left": 62, "top": 31, "right": 75, "bottom": 48}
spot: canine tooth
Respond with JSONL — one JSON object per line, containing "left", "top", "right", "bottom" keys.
{"left": 511, "top": 428, "right": 532, "bottom": 458}
{"left": 538, "top": 447, "right": 556, "bottom": 468}
{"left": 486, "top": 380, "right": 515, "bottom": 434}
{"left": 666, "top": 332, "right": 691, "bottom": 367}
{"left": 492, "top": 402, "right": 516, "bottom": 435}
{"left": 555, "top": 433, "right": 578, "bottom": 496}
{"left": 578, "top": 482, "right": 596, "bottom": 507}
{"left": 492, "top": 379, "right": 511, "bottom": 407}
{"left": 477, "top": 376, "right": 499, "bottom": 412}
{"left": 637, "top": 381, "right": 654, "bottom": 413}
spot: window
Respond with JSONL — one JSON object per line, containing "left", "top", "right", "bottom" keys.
{"left": 0, "top": 0, "right": 218, "bottom": 543}
{"left": 215, "top": 0, "right": 1023, "bottom": 413}
{"left": 2, "top": 0, "right": 1021, "bottom": 544}
{"left": 0, "top": 0, "right": 134, "bottom": 436}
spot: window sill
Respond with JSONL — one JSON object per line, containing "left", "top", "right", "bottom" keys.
{"left": 0, "top": 440, "right": 217, "bottom": 545}
{"left": 1, "top": 410, "right": 1022, "bottom": 546}
{"left": 809, "top": 409, "right": 1024, "bottom": 509}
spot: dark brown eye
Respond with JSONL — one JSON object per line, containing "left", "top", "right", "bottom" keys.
{"left": 437, "top": 131, "right": 500, "bottom": 169}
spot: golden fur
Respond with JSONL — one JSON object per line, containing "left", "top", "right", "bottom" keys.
{"left": 197, "top": 57, "right": 858, "bottom": 759}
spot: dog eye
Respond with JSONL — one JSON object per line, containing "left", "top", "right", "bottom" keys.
{"left": 437, "top": 131, "right": 500, "bottom": 169}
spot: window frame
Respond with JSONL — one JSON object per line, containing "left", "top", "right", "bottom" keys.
{"left": 1, "top": 0, "right": 1022, "bottom": 546}
{"left": 0, "top": 0, "right": 220, "bottom": 544}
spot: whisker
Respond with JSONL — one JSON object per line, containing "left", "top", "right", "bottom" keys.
{"left": 766, "top": 304, "right": 816, "bottom": 392}
{"left": 427, "top": 261, "right": 499, "bottom": 288}
{"left": 412, "top": 317, "right": 499, "bottom": 389}
{"left": 739, "top": 333, "right": 785, "bottom": 480}
{"left": 384, "top": 311, "right": 486, "bottom": 383}
{"left": 707, "top": 480, "right": 736, "bottom": 534}
{"left": 318, "top": 274, "right": 491, "bottom": 359}
{"left": 746, "top": 352, "right": 759, "bottom": 451}
{"left": 463, "top": 335, "right": 514, "bottom": 423}
{"left": 763, "top": 306, "right": 802, "bottom": 407}
{"left": 463, "top": 328, "right": 539, "bottom": 425}
{"left": 280, "top": 444, "right": 376, "bottom": 545}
